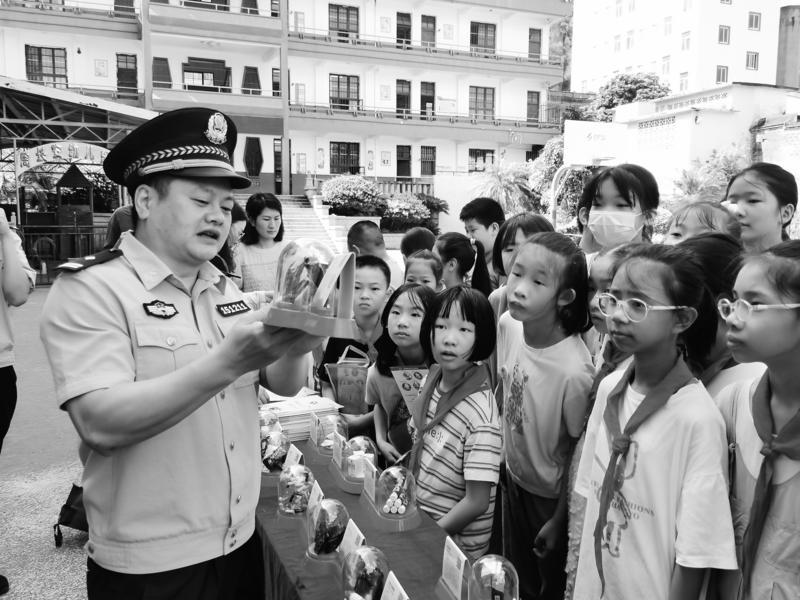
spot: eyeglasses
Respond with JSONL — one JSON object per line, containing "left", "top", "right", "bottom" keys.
{"left": 717, "top": 298, "right": 800, "bottom": 322}
{"left": 597, "top": 292, "right": 688, "bottom": 323}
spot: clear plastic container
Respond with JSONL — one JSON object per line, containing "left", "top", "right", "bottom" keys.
{"left": 376, "top": 466, "right": 416, "bottom": 518}
{"left": 342, "top": 545, "right": 390, "bottom": 600}
{"left": 259, "top": 407, "right": 282, "bottom": 432}
{"left": 343, "top": 436, "right": 378, "bottom": 480}
{"left": 468, "top": 554, "right": 520, "bottom": 600}
{"left": 277, "top": 464, "right": 315, "bottom": 515}
{"left": 261, "top": 429, "right": 290, "bottom": 473}
{"left": 314, "top": 414, "right": 348, "bottom": 455}
{"left": 307, "top": 498, "right": 350, "bottom": 557}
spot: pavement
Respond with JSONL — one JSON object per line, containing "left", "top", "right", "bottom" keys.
{"left": 1, "top": 287, "right": 86, "bottom": 600}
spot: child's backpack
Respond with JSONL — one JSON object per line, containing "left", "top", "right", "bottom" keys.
{"left": 53, "top": 484, "right": 87, "bottom": 547}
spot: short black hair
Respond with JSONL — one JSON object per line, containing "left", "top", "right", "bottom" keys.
{"left": 400, "top": 227, "right": 436, "bottom": 258}
{"left": 577, "top": 164, "right": 660, "bottom": 234}
{"left": 374, "top": 283, "right": 437, "bottom": 376}
{"left": 347, "top": 220, "right": 383, "bottom": 252}
{"left": 406, "top": 250, "right": 443, "bottom": 282}
{"left": 242, "top": 193, "right": 284, "bottom": 245}
{"left": 421, "top": 286, "right": 496, "bottom": 363}
{"left": 459, "top": 197, "right": 505, "bottom": 228}
{"left": 355, "top": 254, "right": 391, "bottom": 287}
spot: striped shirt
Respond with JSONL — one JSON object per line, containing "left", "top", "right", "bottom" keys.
{"left": 410, "top": 385, "right": 502, "bottom": 559}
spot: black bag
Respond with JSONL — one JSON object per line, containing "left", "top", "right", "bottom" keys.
{"left": 53, "top": 484, "right": 88, "bottom": 547}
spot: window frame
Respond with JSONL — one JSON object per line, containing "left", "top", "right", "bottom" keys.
{"left": 681, "top": 31, "right": 691, "bottom": 51}
{"left": 421, "top": 14, "right": 436, "bottom": 47}
{"left": 469, "top": 86, "right": 495, "bottom": 120}
{"left": 25, "top": 45, "right": 68, "bottom": 89}
{"left": 330, "top": 141, "right": 360, "bottom": 174}
{"left": 329, "top": 73, "right": 360, "bottom": 109}
{"left": 748, "top": 12, "right": 761, "bottom": 31}
{"left": 468, "top": 148, "right": 495, "bottom": 173}
{"left": 526, "top": 91, "right": 540, "bottom": 123}
{"left": 421, "top": 145, "right": 436, "bottom": 176}
{"left": 716, "top": 65, "right": 728, "bottom": 83}
{"left": 469, "top": 21, "right": 496, "bottom": 53}
{"left": 329, "top": 3, "right": 359, "bottom": 40}
{"left": 746, "top": 51, "right": 759, "bottom": 70}
{"left": 718, "top": 25, "right": 730, "bottom": 44}
{"left": 679, "top": 71, "right": 689, "bottom": 92}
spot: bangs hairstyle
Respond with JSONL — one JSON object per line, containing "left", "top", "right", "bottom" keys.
{"left": 374, "top": 283, "right": 437, "bottom": 376}
{"left": 459, "top": 197, "right": 505, "bottom": 228}
{"left": 406, "top": 250, "right": 444, "bottom": 282}
{"left": 522, "top": 232, "right": 592, "bottom": 334}
{"left": 492, "top": 213, "right": 555, "bottom": 276}
{"left": 436, "top": 232, "right": 492, "bottom": 297}
{"left": 421, "top": 286, "right": 496, "bottom": 363}
{"left": 676, "top": 232, "right": 742, "bottom": 300}
{"left": 669, "top": 201, "right": 741, "bottom": 240}
{"left": 355, "top": 254, "right": 391, "bottom": 288}
{"left": 744, "top": 239, "right": 800, "bottom": 303}
{"left": 576, "top": 163, "right": 660, "bottom": 234}
{"left": 612, "top": 244, "right": 718, "bottom": 367}
{"left": 241, "top": 193, "right": 284, "bottom": 245}
{"left": 726, "top": 162, "right": 798, "bottom": 240}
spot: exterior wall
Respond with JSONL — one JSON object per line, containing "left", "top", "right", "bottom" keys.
{"left": 777, "top": 6, "right": 800, "bottom": 88}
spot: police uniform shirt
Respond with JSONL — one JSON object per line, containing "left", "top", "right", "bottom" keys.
{"left": 40, "top": 231, "right": 260, "bottom": 574}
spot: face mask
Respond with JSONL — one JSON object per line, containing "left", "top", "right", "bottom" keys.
{"left": 587, "top": 210, "right": 644, "bottom": 248}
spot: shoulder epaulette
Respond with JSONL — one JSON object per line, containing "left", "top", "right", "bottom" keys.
{"left": 56, "top": 248, "right": 123, "bottom": 272}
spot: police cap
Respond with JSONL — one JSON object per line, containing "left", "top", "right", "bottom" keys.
{"left": 104, "top": 107, "right": 251, "bottom": 190}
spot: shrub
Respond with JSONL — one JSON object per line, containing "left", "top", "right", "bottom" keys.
{"left": 381, "top": 193, "right": 431, "bottom": 232}
{"left": 321, "top": 175, "right": 387, "bottom": 216}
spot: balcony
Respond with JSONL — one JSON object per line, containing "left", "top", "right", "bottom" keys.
{"left": 148, "top": 0, "right": 282, "bottom": 42}
{"left": 288, "top": 28, "right": 563, "bottom": 77}
{"left": 308, "top": 174, "right": 434, "bottom": 197}
{"left": 1, "top": 0, "right": 141, "bottom": 35}
{"left": 24, "top": 80, "right": 145, "bottom": 107}
{"left": 151, "top": 81, "right": 283, "bottom": 119}
{"left": 288, "top": 102, "right": 560, "bottom": 144}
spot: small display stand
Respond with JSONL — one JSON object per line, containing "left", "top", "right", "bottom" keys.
{"left": 434, "top": 537, "right": 471, "bottom": 600}
{"left": 307, "top": 412, "right": 348, "bottom": 461}
{"left": 277, "top": 463, "right": 315, "bottom": 517}
{"left": 467, "top": 554, "right": 520, "bottom": 600}
{"left": 329, "top": 435, "right": 378, "bottom": 495}
{"left": 358, "top": 465, "right": 421, "bottom": 532}
{"left": 342, "top": 545, "right": 390, "bottom": 600}
{"left": 302, "top": 497, "right": 350, "bottom": 583}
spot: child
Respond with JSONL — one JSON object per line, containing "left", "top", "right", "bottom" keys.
{"left": 409, "top": 286, "right": 501, "bottom": 559}
{"left": 576, "top": 163, "right": 660, "bottom": 255}
{"left": 460, "top": 197, "right": 506, "bottom": 291}
{"left": 678, "top": 232, "right": 764, "bottom": 397}
{"left": 434, "top": 232, "right": 491, "bottom": 296}
{"left": 664, "top": 201, "right": 741, "bottom": 245}
{"left": 714, "top": 240, "right": 800, "bottom": 600}
{"left": 404, "top": 250, "right": 443, "bottom": 291}
{"left": 368, "top": 283, "right": 436, "bottom": 463}
{"left": 498, "top": 232, "right": 594, "bottom": 600}
{"left": 489, "top": 213, "right": 554, "bottom": 321}
{"left": 573, "top": 244, "right": 737, "bottom": 600}
{"left": 400, "top": 226, "right": 436, "bottom": 264}
{"left": 318, "top": 255, "right": 390, "bottom": 435}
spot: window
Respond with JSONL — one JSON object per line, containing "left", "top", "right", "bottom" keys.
{"left": 397, "top": 145, "right": 411, "bottom": 177}
{"left": 470, "top": 22, "right": 496, "bottom": 53}
{"left": 746, "top": 51, "right": 759, "bottom": 70}
{"left": 525, "top": 145, "right": 544, "bottom": 162}
{"left": 468, "top": 149, "right": 494, "bottom": 172}
{"left": 662, "top": 55, "right": 670, "bottom": 75}
{"left": 628, "top": 0, "right": 635, "bottom": 10}
{"left": 421, "top": 15, "right": 436, "bottom": 47}
{"left": 396, "top": 79, "right": 411, "bottom": 117}
{"left": 716, "top": 65, "right": 728, "bottom": 83}
{"left": 528, "top": 28, "right": 542, "bottom": 59}
{"left": 271, "top": 68, "right": 280, "bottom": 97}
{"left": 243, "top": 137, "right": 263, "bottom": 177}
{"left": 614, "top": 35, "right": 621, "bottom": 52}
{"left": 421, "top": 145, "right": 436, "bottom": 176}
{"left": 114, "top": 0, "right": 134, "bottom": 14}
{"left": 329, "top": 73, "right": 359, "bottom": 109}
{"left": 718, "top": 25, "right": 730, "bottom": 44}
{"left": 469, "top": 86, "right": 495, "bottom": 120}
{"left": 25, "top": 45, "right": 67, "bottom": 88}
{"left": 527, "top": 91, "right": 540, "bottom": 123}
{"left": 182, "top": 57, "right": 230, "bottom": 92}
{"left": 683, "top": 0, "right": 691, "bottom": 10}
{"left": 681, "top": 31, "right": 691, "bottom": 51}
{"left": 294, "top": 82, "right": 305, "bottom": 104}
{"left": 626, "top": 30, "right": 634, "bottom": 50}
{"left": 153, "top": 57, "right": 171, "bottom": 88}
{"left": 664, "top": 16, "right": 672, "bottom": 36}
{"left": 721, "top": 0, "right": 731, "bottom": 3}
{"left": 270, "top": 0, "right": 278, "bottom": 17}
{"left": 421, "top": 81, "right": 435, "bottom": 119}
{"left": 679, "top": 72, "right": 688, "bottom": 91}
{"left": 615, "top": 0, "right": 622, "bottom": 17}
{"left": 116, "top": 53, "right": 137, "bottom": 96}
{"left": 242, "top": 66, "right": 261, "bottom": 95}
{"left": 184, "top": 71, "right": 214, "bottom": 88}
{"left": 748, "top": 12, "right": 761, "bottom": 30}
{"left": 330, "top": 142, "right": 360, "bottom": 174}
{"left": 329, "top": 4, "right": 358, "bottom": 40}
{"left": 397, "top": 12, "right": 411, "bottom": 47}
{"left": 240, "top": 0, "right": 256, "bottom": 14}
{"left": 273, "top": 138, "right": 282, "bottom": 192}
{"left": 294, "top": 11, "right": 305, "bottom": 31}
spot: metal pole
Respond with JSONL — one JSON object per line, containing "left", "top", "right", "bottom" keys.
{"left": 13, "top": 138, "right": 22, "bottom": 224}
{"left": 549, "top": 164, "right": 572, "bottom": 228}
{"left": 280, "top": 0, "right": 290, "bottom": 194}
{"left": 142, "top": 0, "right": 153, "bottom": 111}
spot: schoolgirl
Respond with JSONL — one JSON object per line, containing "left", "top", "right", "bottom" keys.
{"left": 433, "top": 232, "right": 492, "bottom": 297}
{"left": 404, "top": 249, "right": 443, "bottom": 291}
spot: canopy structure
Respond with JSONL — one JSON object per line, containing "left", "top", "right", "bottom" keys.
{"left": 55, "top": 164, "right": 93, "bottom": 209}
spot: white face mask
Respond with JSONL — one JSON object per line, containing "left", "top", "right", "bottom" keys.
{"left": 587, "top": 210, "right": 644, "bottom": 248}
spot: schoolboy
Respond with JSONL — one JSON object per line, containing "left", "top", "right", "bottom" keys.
{"left": 460, "top": 197, "right": 505, "bottom": 291}
{"left": 347, "top": 220, "right": 404, "bottom": 290}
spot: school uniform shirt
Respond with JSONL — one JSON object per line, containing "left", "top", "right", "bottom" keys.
{"left": 364, "top": 363, "right": 414, "bottom": 454}
{"left": 234, "top": 241, "right": 286, "bottom": 293}
{"left": 488, "top": 285, "right": 508, "bottom": 323}
{"left": 715, "top": 378, "right": 800, "bottom": 600}
{"left": 410, "top": 386, "right": 502, "bottom": 559}
{"left": 573, "top": 370, "right": 737, "bottom": 600}
{"left": 0, "top": 230, "right": 35, "bottom": 368}
{"left": 705, "top": 361, "right": 766, "bottom": 400}
{"left": 40, "top": 232, "right": 261, "bottom": 575}
{"left": 497, "top": 312, "right": 594, "bottom": 498}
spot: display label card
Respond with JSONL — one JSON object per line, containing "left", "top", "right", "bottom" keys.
{"left": 363, "top": 459, "right": 378, "bottom": 502}
{"left": 441, "top": 536, "right": 467, "bottom": 599}
{"left": 381, "top": 571, "right": 410, "bottom": 600}
{"left": 332, "top": 432, "right": 345, "bottom": 468}
{"left": 308, "top": 480, "right": 324, "bottom": 516}
{"left": 339, "top": 519, "right": 365, "bottom": 559}
{"left": 284, "top": 443, "right": 302, "bottom": 467}
{"left": 309, "top": 413, "right": 321, "bottom": 445}
{"left": 390, "top": 366, "right": 428, "bottom": 410}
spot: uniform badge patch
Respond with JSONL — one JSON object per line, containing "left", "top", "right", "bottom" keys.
{"left": 204, "top": 112, "right": 228, "bottom": 145}
{"left": 143, "top": 300, "right": 179, "bottom": 319}
{"left": 216, "top": 300, "right": 250, "bottom": 317}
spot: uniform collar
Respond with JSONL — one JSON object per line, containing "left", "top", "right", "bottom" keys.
{"left": 118, "top": 231, "right": 224, "bottom": 293}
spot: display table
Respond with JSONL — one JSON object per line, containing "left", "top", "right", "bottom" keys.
{"left": 256, "top": 441, "right": 448, "bottom": 600}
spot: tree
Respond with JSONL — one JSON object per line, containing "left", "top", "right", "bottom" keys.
{"left": 673, "top": 146, "right": 748, "bottom": 204}
{"left": 589, "top": 73, "right": 670, "bottom": 122}
{"left": 474, "top": 159, "right": 541, "bottom": 214}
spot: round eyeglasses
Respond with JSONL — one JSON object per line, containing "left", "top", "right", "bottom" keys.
{"left": 597, "top": 292, "right": 688, "bottom": 323}
{"left": 717, "top": 298, "right": 800, "bottom": 322}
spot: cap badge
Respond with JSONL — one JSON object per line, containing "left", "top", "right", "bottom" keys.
{"left": 204, "top": 113, "right": 228, "bottom": 145}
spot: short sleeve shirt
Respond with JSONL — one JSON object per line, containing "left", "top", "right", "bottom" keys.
{"left": 235, "top": 241, "right": 286, "bottom": 293}
{"left": 0, "top": 230, "right": 35, "bottom": 368}
{"left": 364, "top": 362, "right": 415, "bottom": 454}
{"left": 40, "top": 232, "right": 260, "bottom": 574}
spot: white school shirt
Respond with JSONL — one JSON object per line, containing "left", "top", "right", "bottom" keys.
{"left": 573, "top": 369, "right": 737, "bottom": 600}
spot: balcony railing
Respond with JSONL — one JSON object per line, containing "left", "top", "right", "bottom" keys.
{"left": 289, "top": 102, "right": 561, "bottom": 129}
{"left": 548, "top": 90, "right": 595, "bottom": 105}
{"left": 308, "top": 174, "right": 433, "bottom": 197}
{"left": 25, "top": 79, "right": 144, "bottom": 102}
{"left": 289, "top": 27, "right": 563, "bottom": 67}
{"left": 153, "top": 81, "right": 279, "bottom": 96}
{"left": 2, "top": 0, "right": 140, "bottom": 16}
{"left": 150, "top": 0, "right": 278, "bottom": 17}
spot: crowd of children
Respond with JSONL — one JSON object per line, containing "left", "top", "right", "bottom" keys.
{"left": 310, "top": 165, "right": 799, "bottom": 600}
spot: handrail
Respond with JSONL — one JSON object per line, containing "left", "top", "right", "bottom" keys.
{"left": 289, "top": 27, "right": 563, "bottom": 66}
{"left": 3, "top": 0, "right": 141, "bottom": 15}
{"left": 153, "top": 0, "right": 279, "bottom": 17}
{"left": 27, "top": 79, "right": 144, "bottom": 97}
{"left": 153, "top": 81, "right": 281, "bottom": 97}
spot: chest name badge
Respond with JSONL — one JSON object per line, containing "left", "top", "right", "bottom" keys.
{"left": 143, "top": 300, "right": 178, "bottom": 319}
{"left": 216, "top": 300, "right": 250, "bottom": 317}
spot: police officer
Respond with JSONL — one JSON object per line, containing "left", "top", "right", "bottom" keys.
{"left": 40, "top": 108, "right": 320, "bottom": 599}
